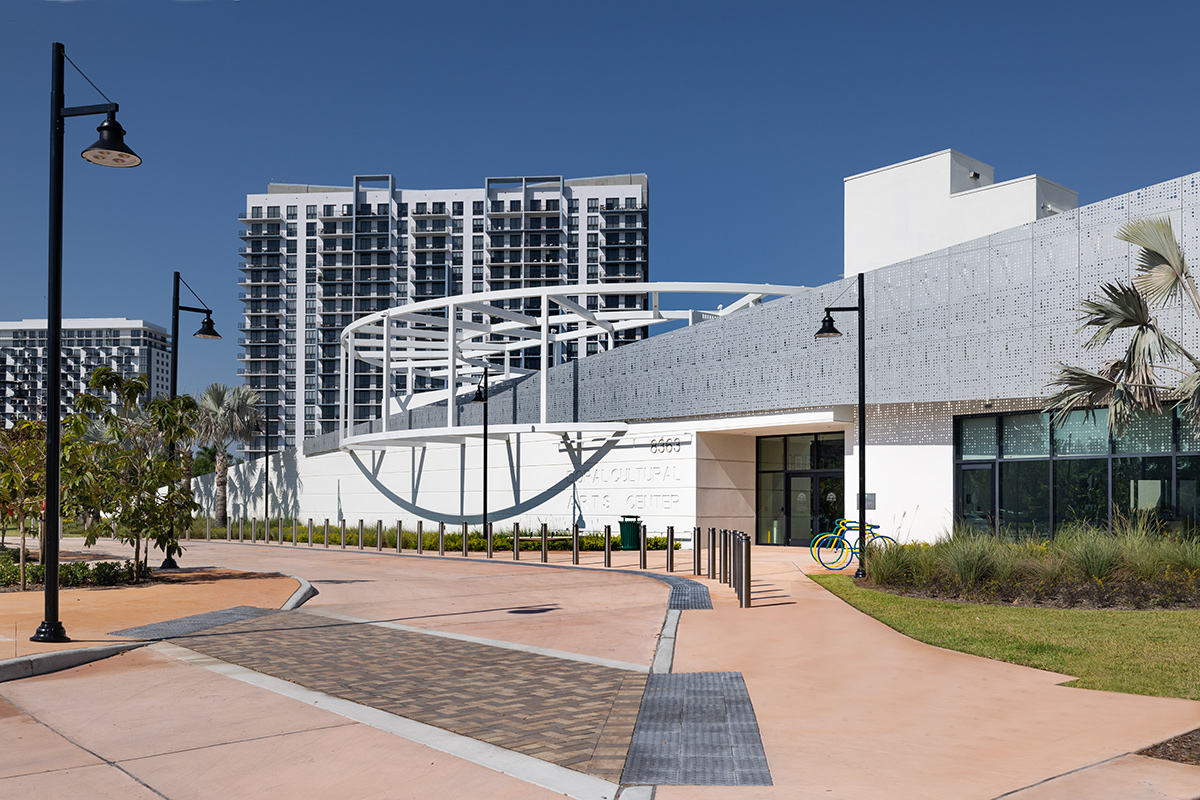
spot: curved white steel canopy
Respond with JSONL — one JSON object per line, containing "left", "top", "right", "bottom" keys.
{"left": 337, "top": 281, "right": 807, "bottom": 448}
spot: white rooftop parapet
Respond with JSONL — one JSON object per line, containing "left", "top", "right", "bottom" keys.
{"left": 338, "top": 282, "right": 807, "bottom": 449}
{"left": 844, "top": 149, "right": 1078, "bottom": 276}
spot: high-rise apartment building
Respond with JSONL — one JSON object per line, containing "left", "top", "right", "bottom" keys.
{"left": 238, "top": 174, "right": 649, "bottom": 458}
{"left": 0, "top": 317, "right": 171, "bottom": 427}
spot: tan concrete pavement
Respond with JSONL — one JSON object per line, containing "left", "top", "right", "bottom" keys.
{"left": 1, "top": 537, "right": 1199, "bottom": 799}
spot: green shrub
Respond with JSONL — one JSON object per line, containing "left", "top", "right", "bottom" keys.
{"left": 941, "top": 534, "right": 1000, "bottom": 587}
{"left": 1056, "top": 529, "right": 1121, "bottom": 581}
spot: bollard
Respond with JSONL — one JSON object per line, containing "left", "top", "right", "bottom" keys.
{"left": 239, "top": 517, "right": 244, "bottom": 543}
{"left": 264, "top": 517, "right": 269, "bottom": 544}
{"left": 462, "top": 521, "right": 469, "bottom": 558}
{"left": 396, "top": 520, "right": 403, "bottom": 553}
{"left": 640, "top": 524, "right": 648, "bottom": 570}
{"left": 719, "top": 529, "right": 727, "bottom": 584}
{"left": 417, "top": 521, "right": 424, "bottom": 555}
{"left": 323, "top": 518, "right": 329, "bottom": 548}
{"left": 667, "top": 526, "right": 675, "bottom": 573}
{"left": 251, "top": 518, "right": 257, "bottom": 543}
{"left": 340, "top": 519, "right": 347, "bottom": 549}
{"left": 358, "top": 519, "right": 364, "bottom": 550}
{"left": 540, "top": 523, "right": 548, "bottom": 563}
{"left": 572, "top": 523, "right": 579, "bottom": 566}
{"left": 377, "top": 520, "right": 383, "bottom": 552}
{"left": 185, "top": 519, "right": 190, "bottom": 541}
{"left": 693, "top": 526, "right": 701, "bottom": 576}
{"left": 720, "top": 532, "right": 729, "bottom": 587}
{"left": 708, "top": 527, "right": 716, "bottom": 579}
{"left": 290, "top": 518, "right": 295, "bottom": 546}
{"left": 731, "top": 533, "right": 739, "bottom": 598}
{"left": 513, "top": 522, "right": 520, "bottom": 561}
{"left": 486, "top": 522, "right": 493, "bottom": 559}
{"left": 739, "top": 534, "right": 748, "bottom": 609}
{"left": 438, "top": 521, "right": 445, "bottom": 556}
{"left": 206, "top": 516, "right": 211, "bottom": 542}
{"left": 604, "top": 524, "right": 612, "bottom": 567}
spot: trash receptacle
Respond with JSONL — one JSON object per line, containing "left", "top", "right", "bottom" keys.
{"left": 619, "top": 515, "right": 641, "bottom": 551}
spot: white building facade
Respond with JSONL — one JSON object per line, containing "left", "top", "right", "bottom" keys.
{"left": 0, "top": 317, "right": 171, "bottom": 427}
{"left": 202, "top": 152, "right": 1200, "bottom": 545}
{"left": 238, "top": 174, "right": 649, "bottom": 459}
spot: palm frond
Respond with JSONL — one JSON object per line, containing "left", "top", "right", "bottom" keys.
{"left": 1077, "top": 282, "right": 1150, "bottom": 348}
{"left": 1044, "top": 363, "right": 1158, "bottom": 435}
{"left": 1121, "top": 217, "right": 1200, "bottom": 314}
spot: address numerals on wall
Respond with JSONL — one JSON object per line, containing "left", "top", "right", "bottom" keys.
{"left": 649, "top": 437, "right": 682, "bottom": 453}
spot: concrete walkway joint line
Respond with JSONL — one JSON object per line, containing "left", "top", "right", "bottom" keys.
{"left": 301, "top": 607, "right": 648, "bottom": 673}
{"left": 151, "top": 641, "right": 623, "bottom": 800}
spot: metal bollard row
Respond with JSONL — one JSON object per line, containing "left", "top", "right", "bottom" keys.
{"left": 727, "top": 531, "right": 752, "bottom": 608}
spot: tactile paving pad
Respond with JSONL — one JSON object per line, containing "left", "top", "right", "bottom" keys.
{"left": 631, "top": 572, "right": 713, "bottom": 610}
{"left": 622, "top": 671, "right": 771, "bottom": 785}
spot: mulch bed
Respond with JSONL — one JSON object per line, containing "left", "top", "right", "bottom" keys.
{"left": 1139, "top": 728, "right": 1200, "bottom": 766}
{"left": 855, "top": 578, "right": 1200, "bottom": 611}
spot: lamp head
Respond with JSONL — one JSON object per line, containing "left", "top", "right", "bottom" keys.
{"left": 81, "top": 112, "right": 141, "bottom": 168}
{"left": 473, "top": 384, "right": 485, "bottom": 403}
{"left": 193, "top": 314, "right": 221, "bottom": 340}
{"left": 815, "top": 312, "right": 842, "bottom": 338}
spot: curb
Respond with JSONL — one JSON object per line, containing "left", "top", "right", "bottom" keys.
{"left": 281, "top": 574, "right": 318, "bottom": 610}
{"left": 0, "top": 641, "right": 146, "bottom": 684}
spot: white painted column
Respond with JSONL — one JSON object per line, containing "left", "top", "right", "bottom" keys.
{"left": 339, "top": 337, "right": 348, "bottom": 441}
{"left": 447, "top": 304, "right": 458, "bottom": 428}
{"left": 382, "top": 318, "right": 391, "bottom": 432}
{"left": 540, "top": 303, "right": 549, "bottom": 424}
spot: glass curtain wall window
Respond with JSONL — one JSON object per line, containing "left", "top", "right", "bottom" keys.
{"left": 954, "top": 407, "right": 1200, "bottom": 536}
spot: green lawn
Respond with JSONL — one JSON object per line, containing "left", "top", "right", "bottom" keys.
{"left": 811, "top": 575, "right": 1200, "bottom": 700}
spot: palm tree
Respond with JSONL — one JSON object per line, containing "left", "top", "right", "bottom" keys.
{"left": 196, "top": 384, "right": 261, "bottom": 527}
{"left": 1045, "top": 217, "right": 1200, "bottom": 432}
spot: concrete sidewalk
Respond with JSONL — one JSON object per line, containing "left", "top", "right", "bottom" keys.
{"left": 1, "top": 538, "right": 1198, "bottom": 799}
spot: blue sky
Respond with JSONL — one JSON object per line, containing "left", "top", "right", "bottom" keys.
{"left": 3, "top": 0, "right": 1198, "bottom": 396}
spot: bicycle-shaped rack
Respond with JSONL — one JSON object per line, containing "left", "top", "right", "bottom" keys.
{"left": 809, "top": 519, "right": 897, "bottom": 570}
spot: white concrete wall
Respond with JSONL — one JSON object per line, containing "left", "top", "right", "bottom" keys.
{"left": 197, "top": 423, "right": 701, "bottom": 543}
{"left": 844, "top": 149, "right": 1078, "bottom": 276}
{"left": 194, "top": 407, "right": 960, "bottom": 547}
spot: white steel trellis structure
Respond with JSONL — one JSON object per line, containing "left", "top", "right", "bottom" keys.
{"left": 338, "top": 282, "right": 807, "bottom": 449}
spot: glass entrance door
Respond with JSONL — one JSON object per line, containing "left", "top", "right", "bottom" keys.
{"left": 786, "top": 473, "right": 844, "bottom": 546}
{"left": 787, "top": 475, "right": 814, "bottom": 546}
{"left": 818, "top": 475, "right": 844, "bottom": 541}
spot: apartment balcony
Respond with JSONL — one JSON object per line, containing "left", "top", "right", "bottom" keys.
{"left": 318, "top": 207, "right": 352, "bottom": 220}
{"left": 409, "top": 207, "right": 450, "bottom": 218}
{"left": 356, "top": 207, "right": 390, "bottom": 218}
{"left": 601, "top": 220, "right": 647, "bottom": 231}
{"left": 238, "top": 229, "right": 284, "bottom": 239}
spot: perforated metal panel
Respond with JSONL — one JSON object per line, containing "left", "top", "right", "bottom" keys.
{"left": 328, "top": 169, "right": 1200, "bottom": 439}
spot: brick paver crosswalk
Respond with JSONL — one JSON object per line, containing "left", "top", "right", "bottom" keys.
{"left": 171, "top": 610, "right": 647, "bottom": 782}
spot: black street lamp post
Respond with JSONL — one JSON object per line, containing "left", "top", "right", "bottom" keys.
{"left": 815, "top": 271, "right": 869, "bottom": 579}
{"left": 165, "top": 271, "right": 220, "bottom": 568}
{"left": 34, "top": 43, "right": 141, "bottom": 643}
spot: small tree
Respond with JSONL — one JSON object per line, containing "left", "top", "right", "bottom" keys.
{"left": 196, "top": 384, "right": 261, "bottom": 528}
{"left": 0, "top": 421, "right": 46, "bottom": 590}
{"left": 1046, "top": 217, "right": 1200, "bottom": 433}
{"left": 69, "top": 368, "right": 198, "bottom": 581}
